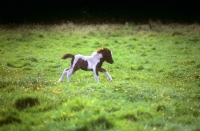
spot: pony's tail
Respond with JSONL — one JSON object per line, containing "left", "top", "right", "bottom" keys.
{"left": 61, "top": 54, "right": 74, "bottom": 59}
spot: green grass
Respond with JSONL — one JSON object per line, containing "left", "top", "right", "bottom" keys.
{"left": 0, "top": 22, "right": 200, "bottom": 131}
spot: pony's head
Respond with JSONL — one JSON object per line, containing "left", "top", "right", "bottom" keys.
{"left": 97, "top": 47, "right": 114, "bottom": 64}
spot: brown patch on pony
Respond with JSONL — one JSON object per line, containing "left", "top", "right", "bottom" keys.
{"left": 72, "top": 58, "right": 89, "bottom": 73}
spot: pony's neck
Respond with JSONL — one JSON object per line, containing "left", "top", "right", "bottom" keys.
{"left": 92, "top": 52, "right": 103, "bottom": 59}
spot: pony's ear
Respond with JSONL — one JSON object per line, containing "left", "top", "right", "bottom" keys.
{"left": 103, "top": 47, "right": 108, "bottom": 51}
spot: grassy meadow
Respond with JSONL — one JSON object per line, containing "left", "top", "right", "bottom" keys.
{"left": 0, "top": 21, "right": 200, "bottom": 131}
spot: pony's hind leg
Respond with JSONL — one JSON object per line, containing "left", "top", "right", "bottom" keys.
{"left": 67, "top": 68, "right": 73, "bottom": 82}
{"left": 58, "top": 68, "right": 69, "bottom": 82}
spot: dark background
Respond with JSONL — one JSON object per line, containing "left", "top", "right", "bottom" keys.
{"left": 0, "top": 0, "right": 200, "bottom": 24}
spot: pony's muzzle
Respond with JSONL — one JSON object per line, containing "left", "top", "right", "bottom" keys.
{"left": 110, "top": 61, "right": 114, "bottom": 64}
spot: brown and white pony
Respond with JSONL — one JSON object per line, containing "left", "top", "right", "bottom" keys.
{"left": 58, "top": 47, "right": 114, "bottom": 82}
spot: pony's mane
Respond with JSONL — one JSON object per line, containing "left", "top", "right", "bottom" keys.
{"left": 97, "top": 47, "right": 110, "bottom": 53}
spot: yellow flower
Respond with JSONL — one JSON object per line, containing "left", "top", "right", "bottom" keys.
{"left": 71, "top": 113, "right": 75, "bottom": 117}
{"left": 50, "top": 115, "right": 54, "bottom": 119}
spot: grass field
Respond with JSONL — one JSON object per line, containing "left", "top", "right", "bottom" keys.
{"left": 0, "top": 21, "right": 200, "bottom": 131}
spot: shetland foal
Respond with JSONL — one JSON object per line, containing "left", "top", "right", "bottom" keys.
{"left": 58, "top": 47, "right": 114, "bottom": 82}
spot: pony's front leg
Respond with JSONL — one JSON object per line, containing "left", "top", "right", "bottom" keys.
{"left": 58, "top": 69, "right": 68, "bottom": 82}
{"left": 98, "top": 68, "right": 112, "bottom": 82}
{"left": 104, "top": 71, "right": 112, "bottom": 82}
{"left": 93, "top": 68, "right": 99, "bottom": 82}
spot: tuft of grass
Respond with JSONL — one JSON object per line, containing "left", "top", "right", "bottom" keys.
{"left": 14, "top": 96, "right": 40, "bottom": 110}
{"left": 0, "top": 115, "right": 21, "bottom": 126}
